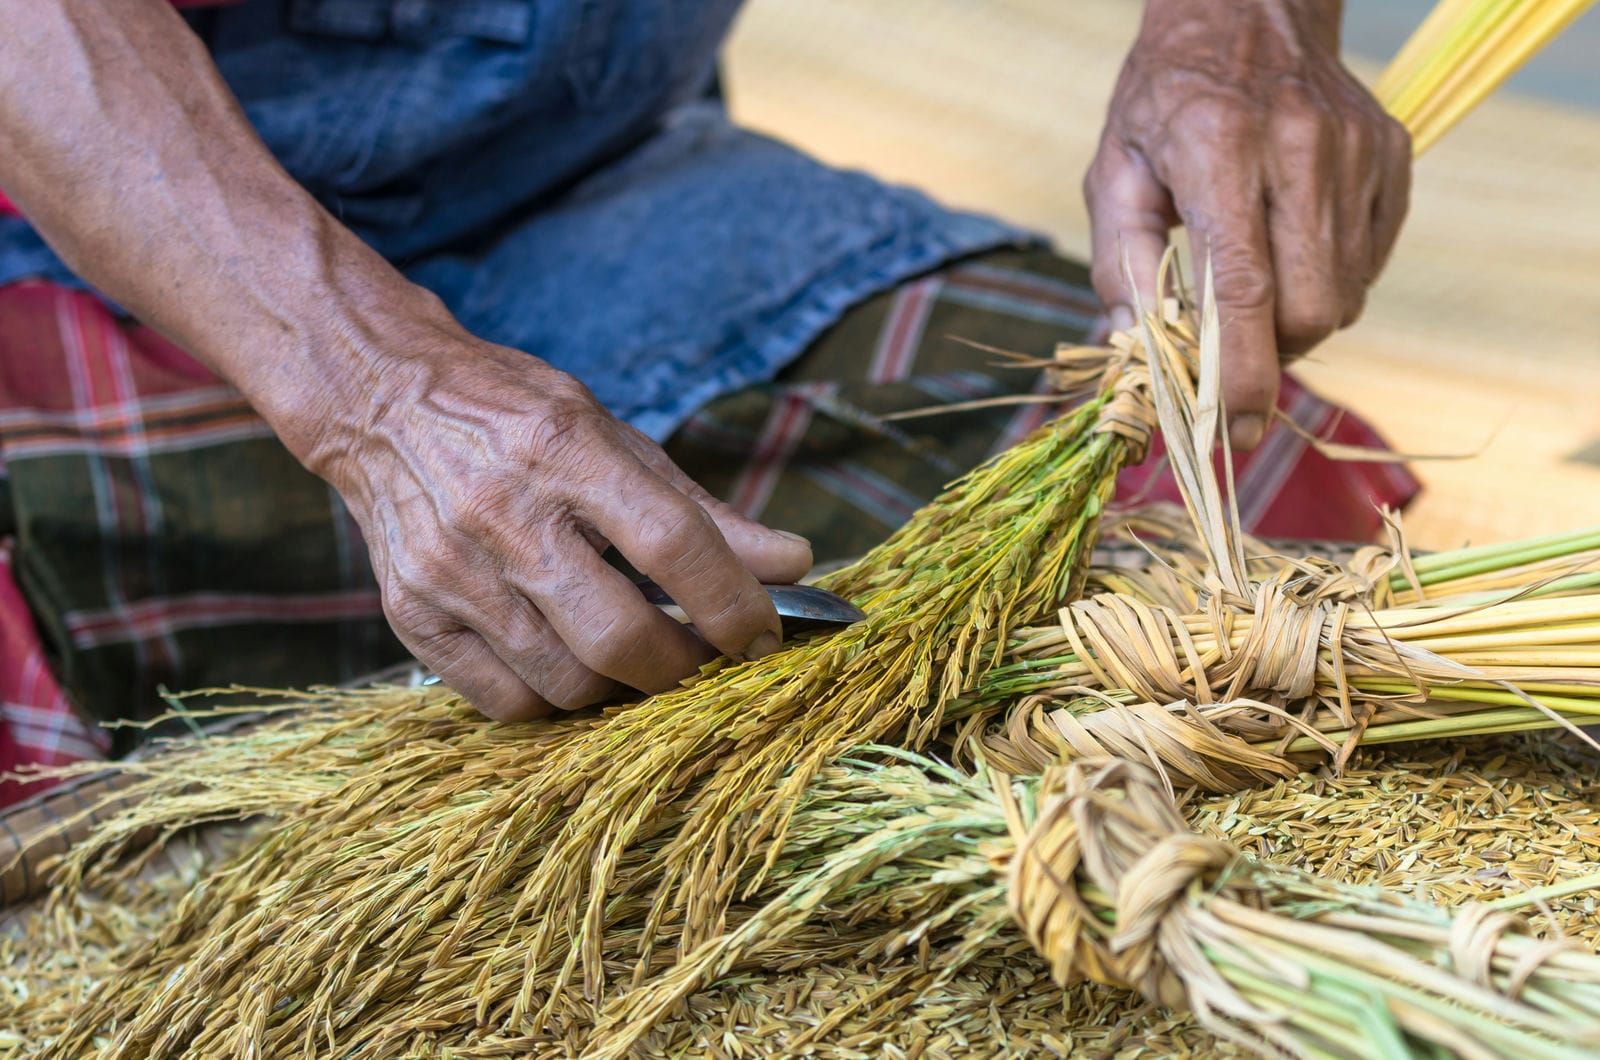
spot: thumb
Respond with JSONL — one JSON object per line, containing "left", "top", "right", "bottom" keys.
{"left": 1085, "top": 140, "right": 1176, "bottom": 330}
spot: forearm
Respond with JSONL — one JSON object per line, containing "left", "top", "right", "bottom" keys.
{"left": 0, "top": 0, "right": 449, "bottom": 458}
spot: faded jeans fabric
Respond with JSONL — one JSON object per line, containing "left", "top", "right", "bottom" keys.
{"left": 0, "top": 0, "right": 1031, "bottom": 439}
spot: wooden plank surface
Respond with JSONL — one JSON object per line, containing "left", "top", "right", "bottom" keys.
{"left": 724, "top": 0, "right": 1600, "bottom": 549}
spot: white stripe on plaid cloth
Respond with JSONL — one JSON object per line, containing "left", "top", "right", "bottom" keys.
{"left": 2, "top": 698, "right": 107, "bottom": 762}
{"left": 868, "top": 276, "right": 942, "bottom": 384}
{"left": 0, "top": 547, "right": 110, "bottom": 768}
{"left": 64, "top": 588, "right": 387, "bottom": 649}
{"left": 725, "top": 382, "right": 837, "bottom": 519}
{"left": 0, "top": 384, "right": 245, "bottom": 432}
{"left": 2, "top": 419, "right": 276, "bottom": 460}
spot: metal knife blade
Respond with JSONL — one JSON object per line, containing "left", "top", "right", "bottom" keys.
{"left": 634, "top": 580, "right": 866, "bottom": 639}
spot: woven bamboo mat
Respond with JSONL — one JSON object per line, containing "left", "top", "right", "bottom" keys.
{"left": 724, "top": 0, "right": 1600, "bottom": 550}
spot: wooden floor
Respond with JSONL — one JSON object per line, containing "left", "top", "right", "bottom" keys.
{"left": 724, "top": 0, "right": 1600, "bottom": 550}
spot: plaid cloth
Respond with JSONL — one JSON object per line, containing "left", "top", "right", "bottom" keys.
{"left": 667, "top": 247, "right": 1421, "bottom": 556}
{"left": 0, "top": 248, "right": 1419, "bottom": 805}
{"left": 0, "top": 280, "right": 400, "bottom": 785}
{"left": 0, "top": 547, "right": 110, "bottom": 805}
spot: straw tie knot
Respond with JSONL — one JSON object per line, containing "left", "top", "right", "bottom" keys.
{"left": 1091, "top": 355, "right": 1157, "bottom": 463}
{"left": 995, "top": 759, "right": 1250, "bottom": 1009}
{"left": 1060, "top": 573, "right": 1350, "bottom": 706}
{"left": 1448, "top": 903, "right": 1574, "bottom": 998}
{"left": 1049, "top": 320, "right": 1167, "bottom": 465}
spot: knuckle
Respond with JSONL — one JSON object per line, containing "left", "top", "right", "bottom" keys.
{"left": 520, "top": 385, "right": 601, "bottom": 470}
{"left": 1082, "top": 149, "right": 1123, "bottom": 207}
{"left": 1339, "top": 112, "right": 1377, "bottom": 160}
{"left": 409, "top": 622, "right": 477, "bottom": 675}
{"left": 381, "top": 580, "right": 443, "bottom": 639}
{"left": 1272, "top": 108, "right": 1334, "bottom": 157}
{"left": 1210, "top": 261, "right": 1275, "bottom": 312}
{"left": 1173, "top": 94, "right": 1227, "bottom": 131}
{"left": 566, "top": 607, "right": 640, "bottom": 678}
{"left": 1081, "top": 158, "right": 1104, "bottom": 206}
{"left": 1173, "top": 93, "right": 1257, "bottom": 145}
{"left": 635, "top": 502, "right": 719, "bottom": 573}
{"left": 492, "top": 611, "right": 554, "bottom": 667}
{"left": 403, "top": 545, "right": 460, "bottom": 595}
{"left": 1275, "top": 76, "right": 1334, "bottom": 121}
{"left": 1277, "top": 296, "right": 1342, "bottom": 351}
{"left": 542, "top": 666, "right": 616, "bottom": 712}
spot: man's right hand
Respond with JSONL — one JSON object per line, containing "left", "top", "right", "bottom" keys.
{"left": 284, "top": 307, "right": 813, "bottom": 720}
{"left": 0, "top": 0, "right": 811, "bottom": 721}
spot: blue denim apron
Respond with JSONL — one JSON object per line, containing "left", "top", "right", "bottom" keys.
{"left": 0, "top": 0, "right": 1030, "bottom": 438}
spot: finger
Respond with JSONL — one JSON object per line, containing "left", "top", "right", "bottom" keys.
{"left": 582, "top": 460, "right": 784, "bottom": 664}
{"left": 467, "top": 590, "right": 620, "bottom": 711}
{"left": 1368, "top": 115, "right": 1412, "bottom": 283}
{"left": 1265, "top": 114, "right": 1344, "bottom": 357}
{"left": 507, "top": 528, "right": 719, "bottom": 695}
{"left": 1084, "top": 140, "right": 1177, "bottom": 325}
{"left": 1334, "top": 124, "right": 1381, "bottom": 328}
{"left": 1168, "top": 160, "right": 1279, "bottom": 450}
{"left": 404, "top": 623, "right": 554, "bottom": 723}
{"left": 622, "top": 427, "right": 813, "bottom": 584}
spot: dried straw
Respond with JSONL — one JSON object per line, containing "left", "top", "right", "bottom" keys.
{"left": 11, "top": 732, "right": 1600, "bottom": 1058}
{"left": 6, "top": 263, "right": 1599, "bottom": 1057}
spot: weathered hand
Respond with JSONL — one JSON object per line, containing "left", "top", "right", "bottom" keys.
{"left": 0, "top": 0, "right": 808, "bottom": 723}
{"left": 292, "top": 310, "right": 813, "bottom": 721}
{"left": 1085, "top": 0, "right": 1411, "bottom": 448}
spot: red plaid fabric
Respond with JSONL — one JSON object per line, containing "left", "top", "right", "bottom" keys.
{"left": 0, "top": 545, "right": 110, "bottom": 805}
{"left": 0, "top": 281, "right": 398, "bottom": 804}
{"left": 0, "top": 253, "right": 1422, "bottom": 808}
{"left": 672, "top": 250, "right": 1421, "bottom": 556}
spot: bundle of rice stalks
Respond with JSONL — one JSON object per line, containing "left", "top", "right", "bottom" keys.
{"left": 593, "top": 754, "right": 1600, "bottom": 1060}
{"left": 15, "top": 736, "right": 1600, "bottom": 1058}
{"left": 104, "top": 277, "right": 1173, "bottom": 1023}
{"left": 5, "top": 6, "right": 1593, "bottom": 1055}
{"left": 10, "top": 251, "right": 1600, "bottom": 1060}
{"left": 953, "top": 275, "right": 1600, "bottom": 792}
{"left": 975, "top": 566, "right": 1600, "bottom": 791}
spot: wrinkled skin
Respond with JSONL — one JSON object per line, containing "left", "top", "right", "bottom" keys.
{"left": 297, "top": 307, "right": 814, "bottom": 720}
{"left": 0, "top": 0, "right": 1409, "bottom": 723}
{"left": 0, "top": 0, "right": 810, "bottom": 721}
{"left": 1085, "top": 0, "right": 1411, "bottom": 448}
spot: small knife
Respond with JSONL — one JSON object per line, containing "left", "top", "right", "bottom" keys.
{"left": 635, "top": 580, "right": 866, "bottom": 640}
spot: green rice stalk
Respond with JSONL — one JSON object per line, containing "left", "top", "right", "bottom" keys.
{"left": 16, "top": 721, "right": 1600, "bottom": 1059}
{"left": 575, "top": 753, "right": 1600, "bottom": 1060}
{"left": 949, "top": 273, "right": 1600, "bottom": 792}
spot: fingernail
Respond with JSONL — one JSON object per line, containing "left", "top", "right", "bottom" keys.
{"left": 1108, "top": 305, "right": 1136, "bottom": 334}
{"left": 741, "top": 631, "right": 782, "bottom": 662}
{"left": 774, "top": 530, "right": 811, "bottom": 546}
{"left": 1229, "top": 414, "right": 1266, "bottom": 451}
